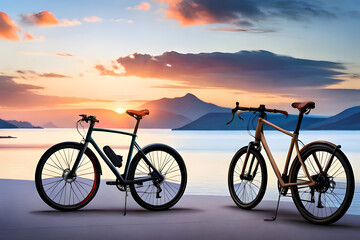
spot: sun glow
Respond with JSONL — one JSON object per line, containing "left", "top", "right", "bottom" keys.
{"left": 115, "top": 108, "right": 125, "bottom": 114}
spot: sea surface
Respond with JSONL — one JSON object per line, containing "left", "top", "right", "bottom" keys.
{"left": 1, "top": 128, "right": 359, "bottom": 214}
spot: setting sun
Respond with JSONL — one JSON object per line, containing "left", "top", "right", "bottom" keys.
{"left": 115, "top": 108, "right": 125, "bottom": 114}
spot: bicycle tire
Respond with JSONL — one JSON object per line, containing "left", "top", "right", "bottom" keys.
{"left": 35, "top": 142, "right": 101, "bottom": 211}
{"left": 128, "top": 144, "right": 187, "bottom": 210}
{"left": 228, "top": 146, "right": 267, "bottom": 209}
{"left": 290, "top": 143, "right": 354, "bottom": 224}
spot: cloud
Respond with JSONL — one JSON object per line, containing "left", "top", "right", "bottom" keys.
{"left": 158, "top": 0, "right": 337, "bottom": 27}
{"left": 267, "top": 1, "right": 336, "bottom": 21}
{"left": 94, "top": 61, "right": 126, "bottom": 76}
{"left": 21, "top": 10, "right": 81, "bottom": 27}
{"left": 21, "top": 10, "right": 60, "bottom": 26}
{"left": 115, "top": 50, "right": 346, "bottom": 92}
{"left": 0, "top": 11, "right": 21, "bottom": 40}
{"left": 127, "top": 2, "right": 151, "bottom": 11}
{"left": 61, "top": 19, "right": 81, "bottom": 26}
{"left": 38, "top": 73, "right": 70, "bottom": 78}
{"left": 0, "top": 11, "right": 34, "bottom": 41}
{"left": 55, "top": 53, "right": 73, "bottom": 57}
{"left": 0, "top": 75, "right": 111, "bottom": 108}
{"left": 16, "top": 70, "right": 71, "bottom": 78}
{"left": 82, "top": 16, "right": 102, "bottom": 22}
{"left": 114, "top": 18, "right": 134, "bottom": 23}
{"left": 206, "top": 27, "right": 275, "bottom": 33}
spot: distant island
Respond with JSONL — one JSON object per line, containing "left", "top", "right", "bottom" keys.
{"left": 0, "top": 93, "right": 359, "bottom": 130}
{"left": 0, "top": 118, "right": 42, "bottom": 129}
{"left": 0, "top": 136, "right": 17, "bottom": 138}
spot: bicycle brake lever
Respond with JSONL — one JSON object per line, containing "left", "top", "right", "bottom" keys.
{"left": 226, "top": 102, "right": 240, "bottom": 125}
{"left": 226, "top": 112, "right": 236, "bottom": 125}
{"left": 237, "top": 111, "right": 246, "bottom": 121}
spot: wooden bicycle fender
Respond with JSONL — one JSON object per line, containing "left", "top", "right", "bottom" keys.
{"left": 299, "top": 140, "right": 337, "bottom": 153}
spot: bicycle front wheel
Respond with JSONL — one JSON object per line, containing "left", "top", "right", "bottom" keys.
{"left": 228, "top": 146, "right": 267, "bottom": 209}
{"left": 290, "top": 144, "right": 354, "bottom": 224}
{"left": 128, "top": 144, "right": 187, "bottom": 210}
{"left": 35, "top": 142, "right": 100, "bottom": 211}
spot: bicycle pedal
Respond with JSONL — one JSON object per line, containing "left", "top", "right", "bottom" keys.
{"left": 106, "top": 181, "right": 117, "bottom": 185}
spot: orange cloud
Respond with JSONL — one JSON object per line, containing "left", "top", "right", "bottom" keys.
{"left": 115, "top": 51, "right": 346, "bottom": 93}
{"left": 0, "top": 11, "right": 20, "bottom": 40}
{"left": 55, "top": 53, "right": 73, "bottom": 57}
{"left": 21, "top": 10, "right": 81, "bottom": 27}
{"left": 0, "top": 75, "right": 111, "bottom": 108}
{"left": 158, "top": 0, "right": 336, "bottom": 28}
{"left": 82, "top": 16, "right": 102, "bottom": 22}
{"left": 0, "top": 11, "right": 35, "bottom": 41}
{"left": 25, "top": 32, "right": 35, "bottom": 40}
{"left": 21, "top": 11, "right": 60, "bottom": 26}
{"left": 127, "top": 2, "right": 151, "bottom": 11}
{"left": 95, "top": 62, "right": 125, "bottom": 76}
{"left": 38, "top": 73, "right": 70, "bottom": 78}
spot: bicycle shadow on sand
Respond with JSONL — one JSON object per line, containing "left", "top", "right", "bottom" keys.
{"left": 222, "top": 205, "right": 360, "bottom": 229}
{"left": 30, "top": 207, "right": 204, "bottom": 216}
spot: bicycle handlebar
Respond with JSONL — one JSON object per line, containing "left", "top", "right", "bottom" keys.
{"left": 79, "top": 114, "right": 99, "bottom": 123}
{"left": 226, "top": 102, "right": 288, "bottom": 125}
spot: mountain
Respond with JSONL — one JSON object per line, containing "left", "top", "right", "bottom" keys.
{"left": 1, "top": 93, "right": 359, "bottom": 130}
{"left": 140, "top": 93, "right": 229, "bottom": 121}
{"left": 174, "top": 105, "right": 360, "bottom": 131}
{"left": 0, "top": 119, "right": 17, "bottom": 128}
{"left": 308, "top": 106, "right": 360, "bottom": 130}
{"left": 41, "top": 122, "right": 58, "bottom": 128}
{"left": 0, "top": 118, "right": 41, "bottom": 129}
{"left": 0, "top": 108, "right": 190, "bottom": 129}
{"left": 6, "top": 120, "right": 41, "bottom": 128}
{"left": 174, "top": 112, "right": 327, "bottom": 131}
{"left": 0, "top": 93, "right": 223, "bottom": 128}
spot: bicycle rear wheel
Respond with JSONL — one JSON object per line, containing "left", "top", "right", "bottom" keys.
{"left": 290, "top": 144, "right": 354, "bottom": 224}
{"left": 128, "top": 144, "right": 187, "bottom": 210}
{"left": 35, "top": 142, "right": 100, "bottom": 211}
{"left": 228, "top": 146, "right": 267, "bottom": 209}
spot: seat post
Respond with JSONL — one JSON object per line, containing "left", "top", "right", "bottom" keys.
{"left": 133, "top": 118, "right": 141, "bottom": 135}
{"left": 294, "top": 112, "right": 304, "bottom": 135}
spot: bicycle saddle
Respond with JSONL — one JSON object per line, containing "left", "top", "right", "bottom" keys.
{"left": 291, "top": 101, "right": 315, "bottom": 113}
{"left": 126, "top": 109, "right": 150, "bottom": 118}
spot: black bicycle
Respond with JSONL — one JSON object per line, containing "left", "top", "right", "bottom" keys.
{"left": 35, "top": 109, "right": 187, "bottom": 213}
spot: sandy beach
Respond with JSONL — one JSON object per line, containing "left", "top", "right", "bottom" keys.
{"left": 0, "top": 179, "right": 359, "bottom": 240}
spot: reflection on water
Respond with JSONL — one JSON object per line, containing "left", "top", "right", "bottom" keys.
{"left": 1, "top": 129, "right": 360, "bottom": 214}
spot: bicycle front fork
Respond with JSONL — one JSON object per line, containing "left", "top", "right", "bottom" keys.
{"left": 240, "top": 141, "right": 261, "bottom": 181}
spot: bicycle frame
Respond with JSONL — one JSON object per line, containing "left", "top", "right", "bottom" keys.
{"left": 242, "top": 115, "right": 316, "bottom": 188}
{"left": 69, "top": 120, "right": 163, "bottom": 185}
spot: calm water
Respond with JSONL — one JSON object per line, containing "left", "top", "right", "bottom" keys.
{"left": 1, "top": 128, "right": 360, "bottom": 214}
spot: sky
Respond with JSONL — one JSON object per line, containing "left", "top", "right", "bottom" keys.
{"left": 0, "top": 0, "right": 359, "bottom": 115}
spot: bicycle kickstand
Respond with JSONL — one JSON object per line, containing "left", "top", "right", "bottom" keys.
{"left": 264, "top": 188, "right": 282, "bottom": 221}
{"left": 124, "top": 186, "right": 128, "bottom": 216}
